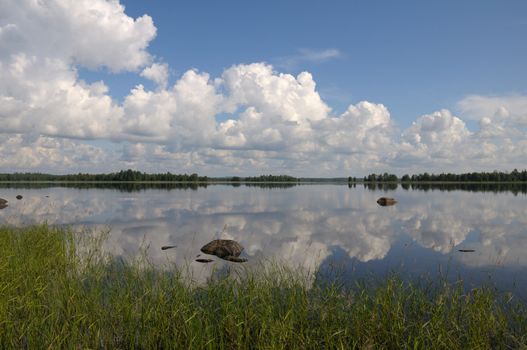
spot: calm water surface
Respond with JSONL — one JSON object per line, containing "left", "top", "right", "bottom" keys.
{"left": 1, "top": 184, "right": 526, "bottom": 297}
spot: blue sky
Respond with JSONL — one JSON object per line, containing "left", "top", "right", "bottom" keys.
{"left": 106, "top": 0, "right": 527, "bottom": 126}
{"left": 1, "top": 0, "right": 526, "bottom": 176}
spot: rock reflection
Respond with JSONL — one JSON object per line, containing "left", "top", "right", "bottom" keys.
{"left": 376, "top": 197, "right": 397, "bottom": 206}
{"left": 195, "top": 258, "right": 214, "bottom": 263}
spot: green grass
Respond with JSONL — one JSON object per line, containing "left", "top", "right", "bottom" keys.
{"left": 0, "top": 225, "right": 526, "bottom": 349}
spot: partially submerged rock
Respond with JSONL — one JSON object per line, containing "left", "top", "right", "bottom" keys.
{"left": 377, "top": 197, "right": 397, "bottom": 206}
{"left": 195, "top": 258, "right": 214, "bottom": 263}
{"left": 16, "top": 195, "right": 23, "bottom": 200}
{"left": 458, "top": 249, "right": 475, "bottom": 253}
{"left": 0, "top": 198, "right": 7, "bottom": 210}
{"left": 161, "top": 245, "right": 177, "bottom": 250}
{"left": 200, "top": 239, "right": 247, "bottom": 263}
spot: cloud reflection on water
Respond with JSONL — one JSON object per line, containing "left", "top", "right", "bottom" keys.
{"left": 1, "top": 186, "right": 526, "bottom": 282}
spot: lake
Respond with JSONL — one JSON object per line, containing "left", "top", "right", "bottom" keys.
{"left": 1, "top": 183, "right": 526, "bottom": 297}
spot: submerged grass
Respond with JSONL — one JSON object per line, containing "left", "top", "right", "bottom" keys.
{"left": 0, "top": 224, "right": 526, "bottom": 349}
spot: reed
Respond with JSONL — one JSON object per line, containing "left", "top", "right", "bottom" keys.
{"left": 0, "top": 224, "right": 525, "bottom": 349}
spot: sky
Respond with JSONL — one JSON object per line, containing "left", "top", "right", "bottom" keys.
{"left": 0, "top": 0, "right": 526, "bottom": 177}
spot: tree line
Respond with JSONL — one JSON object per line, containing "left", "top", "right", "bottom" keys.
{"left": 0, "top": 169, "right": 207, "bottom": 182}
{"left": 0, "top": 171, "right": 299, "bottom": 183}
{"left": 2, "top": 169, "right": 527, "bottom": 183}
{"left": 230, "top": 175, "right": 298, "bottom": 182}
{"left": 350, "top": 169, "right": 527, "bottom": 183}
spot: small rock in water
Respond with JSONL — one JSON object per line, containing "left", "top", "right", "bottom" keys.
{"left": 195, "top": 258, "right": 214, "bottom": 263}
{"left": 377, "top": 197, "right": 397, "bottom": 206}
{"left": 16, "top": 195, "right": 23, "bottom": 200}
{"left": 161, "top": 245, "right": 177, "bottom": 250}
{"left": 458, "top": 249, "right": 475, "bottom": 253}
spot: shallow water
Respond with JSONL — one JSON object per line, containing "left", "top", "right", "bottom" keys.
{"left": 1, "top": 183, "right": 526, "bottom": 297}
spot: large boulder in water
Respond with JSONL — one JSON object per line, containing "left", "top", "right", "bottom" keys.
{"left": 200, "top": 239, "right": 247, "bottom": 262}
{"left": 377, "top": 197, "right": 397, "bottom": 206}
{"left": 0, "top": 198, "right": 7, "bottom": 210}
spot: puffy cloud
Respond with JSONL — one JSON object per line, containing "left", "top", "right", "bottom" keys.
{"left": 0, "top": 0, "right": 156, "bottom": 71}
{"left": 122, "top": 85, "right": 177, "bottom": 140}
{"left": 123, "top": 70, "right": 222, "bottom": 147}
{"left": 399, "top": 109, "right": 471, "bottom": 162}
{"left": 458, "top": 95, "right": 527, "bottom": 124}
{"left": 392, "top": 107, "right": 527, "bottom": 173}
{"left": 211, "top": 64, "right": 398, "bottom": 173}
{"left": 141, "top": 63, "right": 169, "bottom": 89}
{"left": 221, "top": 63, "right": 330, "bottom": 122}
{"left": 113, "top": 83, "right": 526, "bottom": 175}
{"left": 0, "top": 54, "right": 123, "bottom": 138}
{"left": 0, "top": 0, "right": 155, "bottom": 141}
{"left": 458, "top": 95, "right": 527, "bottom": 139}
{"left": 317, "top": 101, "right": 395, "bottom": 153}
{"left": 123, "top": 63, "right": 357, "bottom": 160}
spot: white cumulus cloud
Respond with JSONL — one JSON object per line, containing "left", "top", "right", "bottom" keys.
{"left": 458, "top": 95, "right": 527, "bottom": 139}
{"left": 141, "top": 63, "right": 169, "bottom": 89}
{"left": 0, "top": 0, "right": 156, "bottom": 71}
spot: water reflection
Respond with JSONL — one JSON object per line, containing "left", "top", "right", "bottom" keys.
{"left": 0, "top": 184, "right": 526, "bottom": 293}
{"left": 3, "top": 181, "right": 526, "bottom": 193}
{"left": 362, "top": 183, "right": 399, "bottom": 191}
{"left": 0, "top": 182, "right": 208, "bottom": 191}
{"left": 403, "top": 182, "right": 527, "bottom": 194}
{"left": 0, "top": 182, "right": 300, "bottom": 191}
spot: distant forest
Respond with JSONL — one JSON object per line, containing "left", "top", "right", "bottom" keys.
{"left": 1, "top": 169, "right": 527, "bottom": 183}
{"left": 354, "top": 169, "right": 527, "bottom": 182}
{"left": 0, "top": 169, "right": 208, "bottom": 182}
{"left": 0, "top": 170, "right": 298, "bottom": 183}
{"left": 230, "top": 175, "right": 298, "bottom": 182}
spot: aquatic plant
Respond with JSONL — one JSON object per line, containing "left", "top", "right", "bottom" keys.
{"left": 0, "top": 224, "right": 525, "bottom": 348}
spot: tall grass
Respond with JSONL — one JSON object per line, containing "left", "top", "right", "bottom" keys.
{"left": 0, "top": 224, "right": 526, "bottom": 349}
